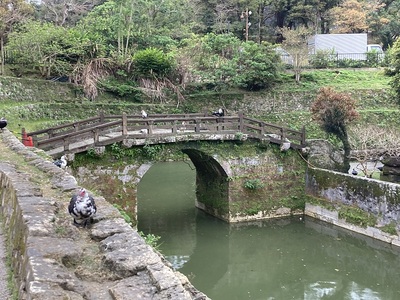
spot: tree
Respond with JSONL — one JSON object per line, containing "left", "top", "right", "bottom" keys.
{"left": 310, "top": 86, "right": 359, "bottom": 173}
{"left": 329, "top": 0, "right": 368, "bottom": 33}
{"left": 285, "top": 0, "right": 339, "bottom": 33}
{"left": 0, "top": 0, "right": 34, "bottom": 74}
{"left": 388, "top": 38, "right": 400, "bottom": 103}
{"left": 6, "top": 21, "right": 99, "bottom": 78}
{"left": 349, "top": 124, "right": 400, "bottom": 178}
{"left": 77, "top": 0, "right": 195, "bottom": 59}
{"left": 39, "top": 0, "right": 103, "bottom": 26}
{"left": 278, "top": 25, "right": 313, "bottom": 83}
{"left": 367, "top": 0, "right": 400, "bottom": 49}
{"left": 181, "top": 33, "right": 280, "bottom": 91}
{"left": 186, "top": 33, "right": 242, "bottom": 88}
{"left": 130, "top": 47, "right": 183, "bottom": 104}
{"left": 262, "top": 0, "right": 340, "bottom": 42}
{"left": 233, "top": 41, "right": 280, "bottom": 90}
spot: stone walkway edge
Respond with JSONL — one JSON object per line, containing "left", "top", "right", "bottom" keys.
{"left": 0, "top": 129, "right": 209, "bottom": 300}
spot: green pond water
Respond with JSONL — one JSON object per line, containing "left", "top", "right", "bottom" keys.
{"left": 137, "top": 162, "right": 400, "bottom": 300}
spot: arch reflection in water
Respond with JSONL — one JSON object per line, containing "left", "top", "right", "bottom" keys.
{"left": 137, "top": 161, "right": 198, "bottom": 267}
{"left": 138, "top": 162, "right": 400, "bottom": 300}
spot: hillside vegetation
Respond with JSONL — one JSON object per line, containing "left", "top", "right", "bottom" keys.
{"left": 0, "top": 69, "right": 398, "bottom": 150}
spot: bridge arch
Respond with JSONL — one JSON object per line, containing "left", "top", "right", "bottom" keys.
{"left": 136, "top": 148, "right": 231, "bottom": 222}
{"left": 182, "top": 149, "right": 230, "bottom": 220}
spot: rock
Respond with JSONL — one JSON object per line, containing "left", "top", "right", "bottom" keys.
{"left": 90, "top": 218, "right": 133, "bottom": 241}
{"left": 305, "top": 139, "right": 344, "bottom": 171}
{"left": 109, "top": 274, "right": 158, "bottom": 299}
{"left": 382, "top": 165, "right": 400, "bottom": 176}
{"left": 382, "top": 156, "right": 400, "bottom": 167}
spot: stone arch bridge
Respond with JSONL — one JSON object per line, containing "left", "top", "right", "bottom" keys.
{"left": 31, "top": 112, "right": 307, "bottom": 223}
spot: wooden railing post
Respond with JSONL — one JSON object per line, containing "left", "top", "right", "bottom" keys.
{"left": 148, "top": 120, "right": 153, "bottom": 134}
{"left": 94, "top": 129, "right": 99, "bottom": 143}
{"left": 99, "top": 111, "right": 105, "bottom": 123}
{"left": 238, "top": 111, "right": 244, "bottom": 132}
{"left": 21, "top": 128, "right": 26, "bottom": 143}
{"left": 172, "top": 120, "right": 178, "bottom": 133}
{"left": 122, "top": 112, "right": 127, "bottom": 136}
{"left": 195, "top": 119, "right": 200, "bottom": 133}
{"left": 301, "top": 125, "right": 306, "bottom": 146}
{"left": 63, "top": 138, "right": 69, "bottom": 152}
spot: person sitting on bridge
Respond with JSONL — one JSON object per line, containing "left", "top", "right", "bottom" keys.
{"left": 212, "top": 108, "right": 225, "bottom": 117}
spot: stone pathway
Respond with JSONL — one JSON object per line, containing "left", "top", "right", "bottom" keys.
{"left": 0, "top": 224, "right": 11, "bottom": 300}
{"left": 0, "top": 128, "right": 209, "bottom": 300}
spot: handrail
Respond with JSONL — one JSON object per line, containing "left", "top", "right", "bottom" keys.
{"left": 36, "top": 120, "right": 122, "bottom": 147}
{"left": 26, "top": 112, "right": 306, "bottom": 155}
{"left": 28, "top": 116, "right": 101, "bottom": 136}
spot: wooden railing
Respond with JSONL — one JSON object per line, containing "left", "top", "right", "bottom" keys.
{"left": 26, "top": 112, "right": 306, "bottom": 156}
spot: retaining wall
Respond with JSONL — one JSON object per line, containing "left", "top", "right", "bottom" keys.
{"left": 305, "top": 167, "right": 400, "bottom": 247}
{"left": 0, "top": 129, "right": 208, "bottom": 300}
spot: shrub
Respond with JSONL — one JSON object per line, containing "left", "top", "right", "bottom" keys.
{"left": 244, "top": 179, "right": 264, "bottom": 190}
{"left": 99, "top": 76, "right": 142, "bottom": 100}
{"left": 309, "top": 50, "right": 336, "bottom": 69}
{"left": 132, "top": 48, "right": 175, "bottom": 79}
{"left": 233, "top": 42, "right": 280, "bottom": 91}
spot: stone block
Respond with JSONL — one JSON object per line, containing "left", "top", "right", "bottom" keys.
{"left": 109, "top": 274, "right": 157, "bottom": 300}
{"left": 28, "top": 281, "right": 85, "bottom": 300}
{"left": 90, "top": 218, "right": 133, "bottom": 241}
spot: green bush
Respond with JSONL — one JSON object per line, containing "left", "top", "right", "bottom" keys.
{"left": 366, "top": 51, "right": 383, "bottom": 67}
{"left": 309, "top": 50, "right": 336, "bottom": 69}
{"left": 244, "top": 178, "right": 264, "bottom": 190}
{"left": 110, "top": 143, "right": 124, "bottom": 159}
{"left": 99, "top": 76, "right": 143, "bottom": 100}
{"left": 132, "top": 48, "right": 175, "bottom": 79}
{"left": 233, "top": 42, "right": 280, "bottom": 91}
{"left": 141, "top": 144, "right": 164, "bottom": 160}
{"left": 387, "top": 39, "right": 400, "bottom": 103}
{"left": 139, "top": 231, "right": 162, "bottom": 250}
{"left": 336, "top": 58, "right": 366, "bottom": 68}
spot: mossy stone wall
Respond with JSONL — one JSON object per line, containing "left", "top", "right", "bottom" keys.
{"left": 72, "top": 142, "right": 307, "bottom": 224}
{"left": 306, "top": 167, "right": 400, "bottom": 225}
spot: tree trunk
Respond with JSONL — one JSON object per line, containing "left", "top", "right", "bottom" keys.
{"left": 295, "top": 70, "right": 300, "bottom": 83}
{"left": 0, "top": 37, "right": 4, "bottom": 75}
{"left": 339, "top": 129, "right": 351, "bottom": 173}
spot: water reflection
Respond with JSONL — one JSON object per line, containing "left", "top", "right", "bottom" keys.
{"left": 138, "top": 162, "right": 400, "bottom": 300}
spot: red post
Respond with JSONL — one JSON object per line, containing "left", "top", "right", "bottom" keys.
{"left": 21, "top": 128, "right": 34, "bottom": 147}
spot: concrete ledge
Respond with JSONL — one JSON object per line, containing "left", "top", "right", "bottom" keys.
{"left": 0, "top": 129, "right": 209, "bottom": 300}
{"left": 305, "top": 203, "right": 400, "bottom": 247}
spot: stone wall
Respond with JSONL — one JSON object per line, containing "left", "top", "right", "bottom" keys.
{"left": 305, "top": 167, "right": 400, "bottom": 244}
{"left": 0, "top": 129, "right": 209, "bottom": 300}
{"left": 73, "top": 142, "right": 307, "bottom": 225}
{"left": 305, "top": 203, "right": 400, "bottom": 247}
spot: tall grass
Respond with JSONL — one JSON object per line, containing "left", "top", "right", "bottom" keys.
{"left": 278, "top": 69, "right": 390, "bottom": 92}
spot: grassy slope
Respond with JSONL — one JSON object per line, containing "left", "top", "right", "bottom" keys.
{"left": 264, "top": 69, "right": 399, "bottom": 141}
{"left": 0, "top": 69, "right": 398, "bottom": 139}
{"left": 279, "top": 68, "right": 391, "bottom": 91}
